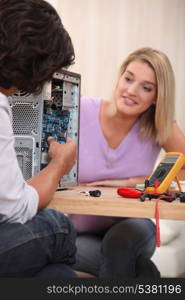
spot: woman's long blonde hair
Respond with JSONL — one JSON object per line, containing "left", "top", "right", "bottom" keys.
{"left": 111, "top": 47, "right": 175, "bottom": 145}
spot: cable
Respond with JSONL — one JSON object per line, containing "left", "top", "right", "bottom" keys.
{"left": 155, "top": 196, "right": 160, "bottom": 247}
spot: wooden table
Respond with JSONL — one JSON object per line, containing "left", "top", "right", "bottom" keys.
{"left": 48, "top": 186, "right": 185, "bottom": 220}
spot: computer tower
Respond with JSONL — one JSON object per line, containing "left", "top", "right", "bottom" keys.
{"left": 8, "top": 69, "right": 81, "bottom": 188}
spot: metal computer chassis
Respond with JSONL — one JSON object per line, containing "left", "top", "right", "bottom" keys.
{"left": 8, "top": 69, "right": 81, "bottom": 188}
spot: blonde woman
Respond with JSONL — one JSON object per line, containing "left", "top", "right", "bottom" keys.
{"left": 70, "top": 47, "right": 185, "bottom": 278}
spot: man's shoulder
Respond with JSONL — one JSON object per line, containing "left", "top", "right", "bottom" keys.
{"left": 0, "top": 92, "right": 8, "bottom": 104}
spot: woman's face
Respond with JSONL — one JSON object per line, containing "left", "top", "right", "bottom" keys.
{"left": 114, "top": 60, "right": 157, "bottom": 118}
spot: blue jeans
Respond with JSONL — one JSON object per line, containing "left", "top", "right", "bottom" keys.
{"left": 0, "top": 209, "right": 77, "bottom": 278}
{"left": 72, "top": 218, "right": 160, "bottom": 278}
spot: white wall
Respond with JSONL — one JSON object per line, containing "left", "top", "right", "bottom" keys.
{"left": 48, "top": 0, "right": 185, "bottom": 131}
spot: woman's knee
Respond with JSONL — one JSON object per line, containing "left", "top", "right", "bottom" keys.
{"left": 102, "top": 218, "right": 156, "bottom": 257}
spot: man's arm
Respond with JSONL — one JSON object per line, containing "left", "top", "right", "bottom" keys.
{"left": 27, "top": 137, "right": 76, "bottom": 210}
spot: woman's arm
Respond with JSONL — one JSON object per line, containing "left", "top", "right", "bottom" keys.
{"left": 162, "top": 122, "right": 185, "bottom": 180}
{"left": 163, "top": 122, "right": 185, "bottom": 154}
{"left": 82, "top": 176, "right": 147, "bottom": 188}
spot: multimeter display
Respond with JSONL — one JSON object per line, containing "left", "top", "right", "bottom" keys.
{"left": 145, "top": 152, "right": 185, "bottom": 193}
{"left": 147, "top": 155, "right": 180, "bottom": 186}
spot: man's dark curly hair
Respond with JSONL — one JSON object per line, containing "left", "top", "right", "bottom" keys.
{"left": 0, "top": 0, "right": 75, "bottom": 93}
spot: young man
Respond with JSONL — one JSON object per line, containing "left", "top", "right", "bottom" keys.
{"left": 0, "top": 0, "right": 77, "bottom": 278}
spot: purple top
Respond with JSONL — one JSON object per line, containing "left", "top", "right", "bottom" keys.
{"left": 69, "top": 96, "right": 161, "bottom": 232}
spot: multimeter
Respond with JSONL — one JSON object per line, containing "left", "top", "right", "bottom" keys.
{"left": 145, "top": 152, "right": 185, "bottom": 194}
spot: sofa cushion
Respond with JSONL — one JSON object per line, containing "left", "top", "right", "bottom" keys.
{"left": 156, "top": 219, "right": 185, "bottom": 245}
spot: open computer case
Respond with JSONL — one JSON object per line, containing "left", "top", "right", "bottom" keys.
{"left": 8, "top": 69, "right": 81, "bottom": 188}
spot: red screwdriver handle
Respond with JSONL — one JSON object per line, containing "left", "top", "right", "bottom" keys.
{"left": 117, "top": 187, "right": 142, "bottom": 198}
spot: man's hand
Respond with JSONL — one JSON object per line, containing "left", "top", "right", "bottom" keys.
{"left": 48, "top": 136, "right": 76, "bottom": 175}
{"left": 27, "top": 137, "right": 77, "bottom": 210}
